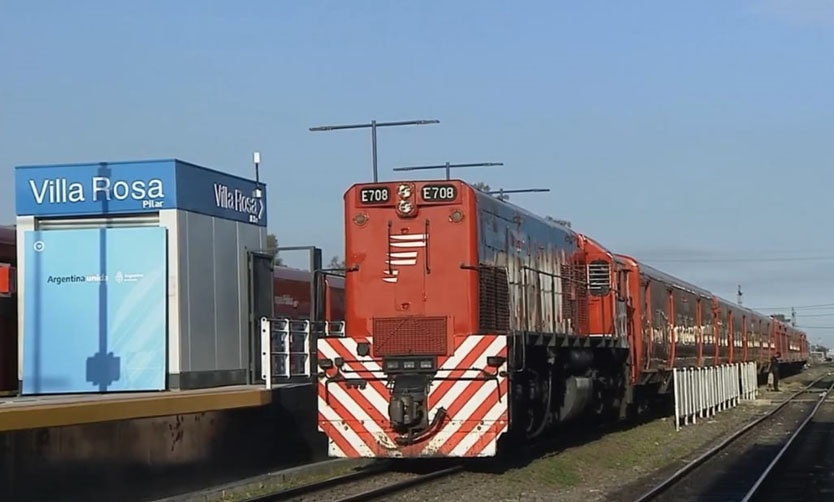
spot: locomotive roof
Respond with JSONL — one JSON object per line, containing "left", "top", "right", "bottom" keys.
{"left": 469, "top": 184, "right": 578, "bottom": 234}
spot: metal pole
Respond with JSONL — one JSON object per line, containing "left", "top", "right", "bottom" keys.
{"left": 309, "top": 118, "right": 439, "bottom": 183}
{"left": 445, "top": 161, "right": 450, "bottom": 180}
{"left": 371, "top": 120, "right": 378, "bottom": 182}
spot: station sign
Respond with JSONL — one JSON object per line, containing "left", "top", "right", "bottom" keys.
{"left": 14, "top": 159, "right": 267, "bottom": 226}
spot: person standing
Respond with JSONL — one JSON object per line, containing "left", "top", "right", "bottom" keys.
{"left": 770, "top": 352, "right": 781, "bottom": 392}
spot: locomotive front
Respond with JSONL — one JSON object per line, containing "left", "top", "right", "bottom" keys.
{"left": 316, "top": 180, "right": 509, "bottom": 458}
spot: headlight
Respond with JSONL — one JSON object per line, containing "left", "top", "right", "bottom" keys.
{"left": 398, "top": 184, "right": 412, "bottom": 198}
{"left": 398, "top": 200, "right": 413, "bottom": 214}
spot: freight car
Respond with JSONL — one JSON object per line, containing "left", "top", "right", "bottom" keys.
{"left": 315, "top": 179, "right": 808, "bottom": 458}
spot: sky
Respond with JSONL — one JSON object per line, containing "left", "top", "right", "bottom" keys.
{"left": 2, "top": 1, "right": 834, "bottom": 346}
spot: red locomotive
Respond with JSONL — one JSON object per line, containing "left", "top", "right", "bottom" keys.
{"left": 315, "top": 179, "right": 808, "bottom": 458}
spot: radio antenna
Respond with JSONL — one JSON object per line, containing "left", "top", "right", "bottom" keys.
{"left": 487, "top": 187, "right": 551, "bottom": 201}
{"left": 310, "top": 119, "right": 440, "bottom": 183}
{"left": 392, "top": 161, "right": 503, "bottom": 180}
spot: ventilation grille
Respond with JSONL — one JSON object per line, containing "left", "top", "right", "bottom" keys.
{"left": 372, "top": 316, "right": 448, "bottom": 356}
{"left": 478, "top": 266, "right": 510, "bottom": 333}
{"left": 588, "top": 260, "right": 611, "bottom": 296}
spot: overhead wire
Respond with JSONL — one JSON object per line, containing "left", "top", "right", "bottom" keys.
{"left": 625, "top": 251, "right": 834, "bottom": 340}
{"left": 750, "top": 302, "right": 834, "bottom": 311}
{"left": 643, "top": 256, "right": 834, "bottom": 263}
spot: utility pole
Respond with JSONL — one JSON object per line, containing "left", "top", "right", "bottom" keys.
{"left": 791, "top": 307, "right": 796, "bottom": 327}
{"left": 392, "top": 161, "right": 504, "bottom": 180}
{"left": 309, "top": 119, "right": 440, "bottom": 183}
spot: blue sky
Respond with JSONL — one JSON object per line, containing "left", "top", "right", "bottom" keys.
{"left": 2, "top": 1, "right": 834, "bottom": 345}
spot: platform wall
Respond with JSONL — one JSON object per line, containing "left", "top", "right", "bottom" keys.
{"left": 0, "top": 385, "right": 324, "bottom": 502}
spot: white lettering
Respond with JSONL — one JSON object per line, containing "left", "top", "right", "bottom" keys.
{"left": 92, "top": 176, "right": 111, "bottom": 200}
{"left": 91, "top": 177, "right": 165, "bottom": 202}
{"left": 146, "top": 179, "right": 164, "bottom": 198}
{"left": 360, "top": 188, "right": 389, "bottom": 203}
{"left": 213, "top": 183, "right": 262, "bottom": 221}
{"left": 28, "top": 178, "right": 87, "bottom": 204}
{"left": 29, "top": 179, "right": 49, "bottom": 204}
{"left": 27, "top": 176, "right": 165, "bottom": 206}
{"left": 112, "top": 180, "right": 129, "bottom": 200}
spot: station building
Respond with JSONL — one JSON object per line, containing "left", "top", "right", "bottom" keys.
{"left": 1, "top": 159, "right": 326, "bottom": 501}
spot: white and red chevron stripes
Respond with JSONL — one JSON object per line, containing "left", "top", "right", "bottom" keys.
{"left": 316, "top": 334, "right": 509, "bottom": 457}
{"left": 382, "top": 233, "right": 427, "bottom": 283}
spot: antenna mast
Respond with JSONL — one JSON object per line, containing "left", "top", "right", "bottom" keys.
{"left": 310, "top": 119, "right": 440, "bottom": 183}
{"left": 392, "top": 161, "right": 504, "bottom": 180}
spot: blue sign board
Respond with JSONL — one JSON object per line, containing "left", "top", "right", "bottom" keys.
{"left": 22, "top": 227, "right": 168, "bottom": 394}
{"left": 14, "top": 159, "right": 267, "bottom": 226}
{"left": 175, "top": 162, "right": 267, "bottom": 226}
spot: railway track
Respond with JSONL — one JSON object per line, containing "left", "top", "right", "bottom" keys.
{"left": 242, "top": 462, "right": 464, "bottom": 502}
{"left": 632, "top": 373, "right": 834, "bottom": 502}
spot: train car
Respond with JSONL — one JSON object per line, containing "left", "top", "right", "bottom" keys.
{"left": 273, "top": 266, "right": 345, "bottom": 321}
{"left": 317, "top": 178, "right": 808, "bottom": 459}
{"left": 615, "top": 254, "right": 806, "bottom": 392}
{"left": 0, "top": 225, "right": 17, "bottom": 394}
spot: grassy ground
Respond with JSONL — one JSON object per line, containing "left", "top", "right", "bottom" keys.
{"left": 392, "top": 363, "right": 833, "bottom": 502}
{"left": 172, "top": 364, "right": 831, "bottom": 502}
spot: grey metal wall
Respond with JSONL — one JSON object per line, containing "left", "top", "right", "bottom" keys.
{"left": 175, "top": 210, "right": 266, "bottom": 389}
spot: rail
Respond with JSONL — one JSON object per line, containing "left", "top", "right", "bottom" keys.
{"left": 740, "top": 377, "right": 834, "bottom": 502}
{"left": 335, "top": 465, "right": 464, "bottom": 502}
{"left": 242, "top": 462, "right": 462, "bottom": 502}
{"left": 259, "top": 316, "right": 345, "bottom": 389}
{"left": 634, "top": 373, "right": 831, "bottom": 501}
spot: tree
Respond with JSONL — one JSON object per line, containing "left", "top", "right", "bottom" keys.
{"left": 545, "top": 215, "right": 571, "bottom": 228}
{"left": 328, "top": 256, "right": 346, "bottom": 269}
{"left": 471, "top": 182, "right": 509, "bottom": 201}
{"left": 266, "top": 233, "right": 283, "bottom": 266}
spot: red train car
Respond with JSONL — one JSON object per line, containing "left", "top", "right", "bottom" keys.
{"left": 273, "top": 266, "right": 345, "bottom": 321}
{"left": 316, "top": 179, "right": 808, "bottom": 459}
{"left": 0, "top": 225, "right": 17, "bottom": 394}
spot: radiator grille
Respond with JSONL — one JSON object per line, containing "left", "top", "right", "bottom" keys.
{"left": 588, "top": 260, "right": 611, "bottom": 296}
{"left": 373, "top": 316, "right": 448, "bottom": 356}
{"left": 479, "top": 266, "right": 510, "bottom": 333}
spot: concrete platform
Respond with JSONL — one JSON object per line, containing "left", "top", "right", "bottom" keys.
{"left": 0, "top": 384, "right": 278, "bottom": 432}
{"left": 0, "top": 382, "right": 327, "bottom": 501}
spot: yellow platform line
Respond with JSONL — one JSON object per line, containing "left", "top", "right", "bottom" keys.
{"left": 0, "top": 388, "right": 273, "bottom": 432}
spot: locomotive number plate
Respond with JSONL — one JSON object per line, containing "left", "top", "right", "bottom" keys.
{"left": 358, "top": 186, "right": 391, "bottom": 204}
{"left": 421, "top": 184, "right": 457, "bottom": 202}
